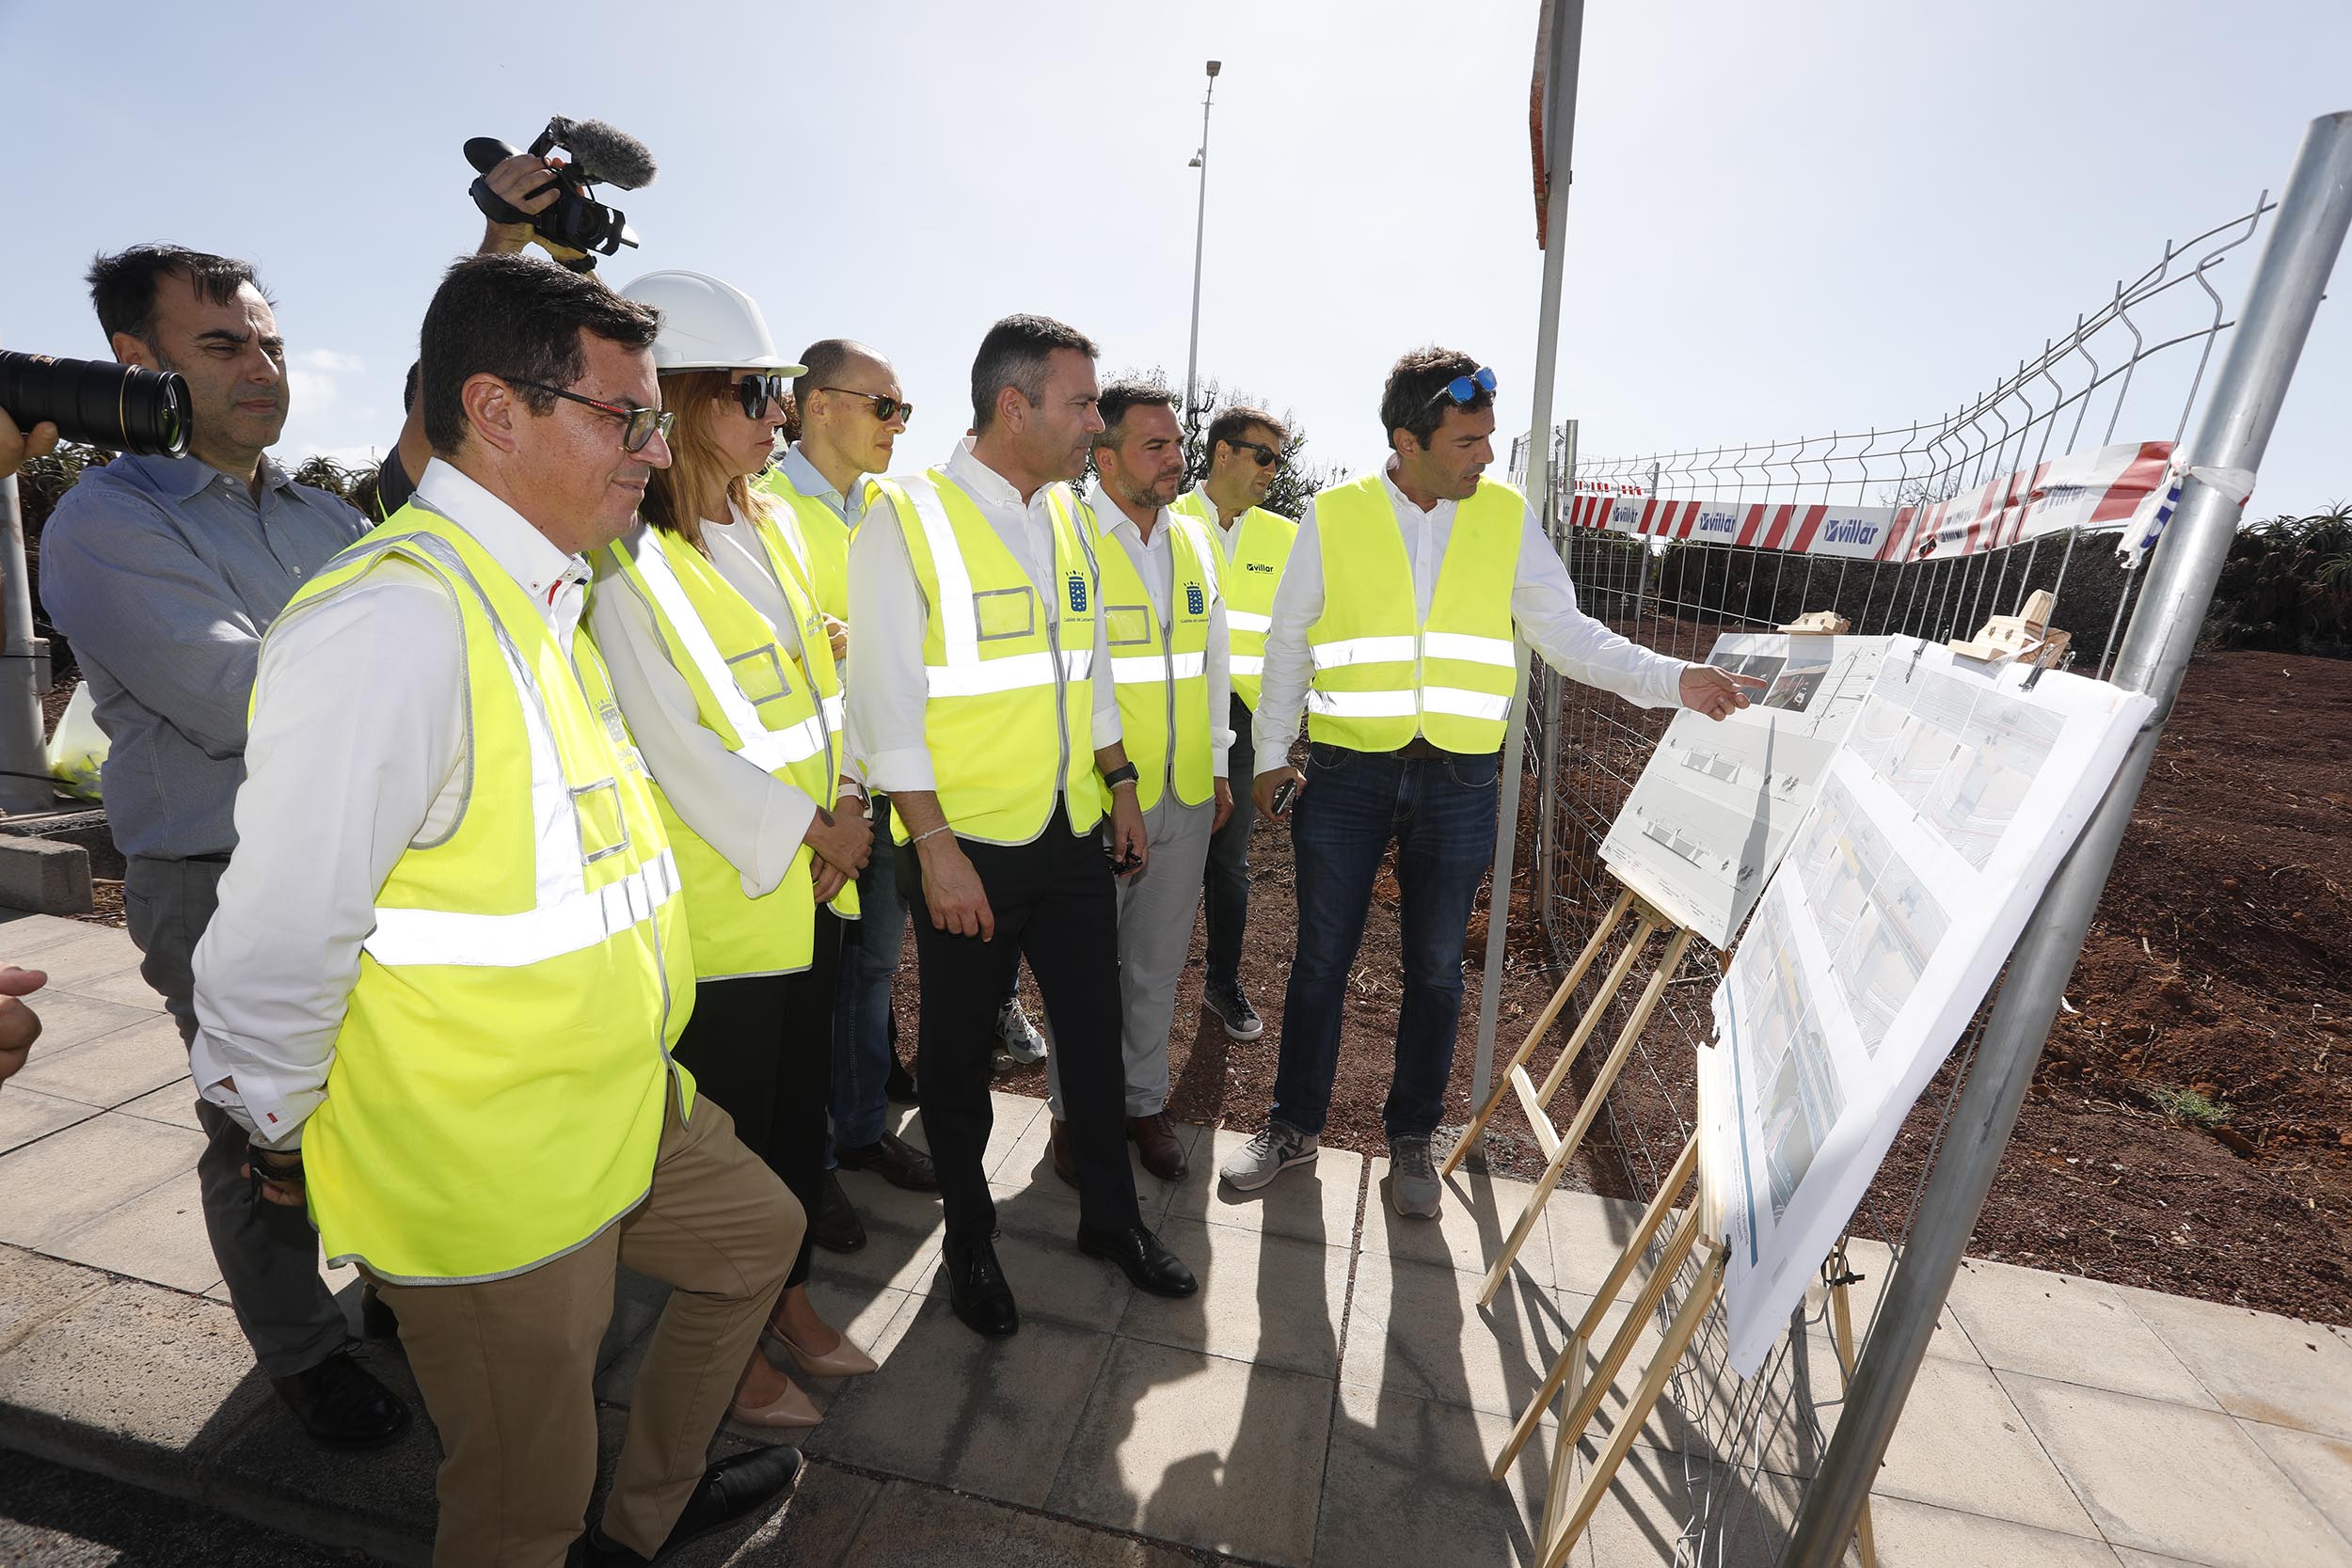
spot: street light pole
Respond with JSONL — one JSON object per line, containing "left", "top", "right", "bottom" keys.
{"left": 1183, "top": 58, "right": 1222, "bottom": 444}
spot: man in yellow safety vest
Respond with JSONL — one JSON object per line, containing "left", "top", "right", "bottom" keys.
{"left": 1218, "top": 347, "right": 1756, "bottom": 1221}
{"left": 1172, "top": 404, "right": 1297, "bottom": 1044}
{"left": 190, "top": 255, "right": 808, "bottom": 1567}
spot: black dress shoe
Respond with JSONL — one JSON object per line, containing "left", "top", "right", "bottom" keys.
{"left": 811, "top": 1167, "right": 866, "bottom": 1254}
{"left": 835, "top": 1130, "right": 938, "bottom": 1192}
{"left": 1076, "top": 1224, "right": 1198, "bottom": 1299}
{"left": 942, "top": 1232, "right": 1020, "bottom": 1338}
{"left": 883, "top": 1053, "right": 919, "bottom": 1106}
{"left": 581, "top": 1447, "right": 806, "bottom": 1564}
{"left": 358, "top": 1281, "right": 400, "bottom": 1340}
{"left": 271, "top": 1350, "right": 411, "bottom": 1449}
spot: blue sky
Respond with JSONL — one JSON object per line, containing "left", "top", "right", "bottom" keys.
{"left": 2, "top": 0, "right": 2345, "bottom": 517}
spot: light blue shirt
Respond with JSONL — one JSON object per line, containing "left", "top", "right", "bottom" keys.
{"left": 38, "top": 451, "right": 371, "bottom": 858}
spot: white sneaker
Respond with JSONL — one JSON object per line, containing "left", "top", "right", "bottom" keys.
{"left": 1219, "top": 1121, "right": 1319, "bottom": 1191}
{"left": 995, "top": 999, "right": 1047, "bottom": 1066}
{"left": 1389, "top": 1135, "right": 1442, "bottom": 1219}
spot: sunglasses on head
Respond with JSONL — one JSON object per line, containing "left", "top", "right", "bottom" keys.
{"left": 1422, "top": 365, "right": 1498, "bottom": 409}
{"left": 1226, "top": 439, "right": 1284, "bottom": 469}
{"left": 728, "top": 373, "right": 794, "bottom": 421}
{"left": 818, "top": 386, "right": 914, "bottom": 426}
{"left": 508, "top": 379, "right": 675, "bottom": 454}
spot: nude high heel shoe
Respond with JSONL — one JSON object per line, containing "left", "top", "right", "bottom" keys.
{"left": 769, "top": 1325, "right": 878, "bottom": 1378}
{"left": 727, "top": 1373, "right": 821, "bottom": 1429}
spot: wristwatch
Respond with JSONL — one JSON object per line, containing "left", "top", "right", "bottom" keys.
{"left": 1101, "top": 762, "right": 1140, "bottom": 792}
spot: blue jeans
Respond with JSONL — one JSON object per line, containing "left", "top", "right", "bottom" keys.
{"left": 1270, "top": 742, "right": 1502, "bottom": 1142}
{"left": 831, "top": 824, "right": 909, "bottom": 1155}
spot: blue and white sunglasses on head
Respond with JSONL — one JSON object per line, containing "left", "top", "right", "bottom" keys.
{"left": 1423, "top": 364, "right": 1498, "bottom": 408}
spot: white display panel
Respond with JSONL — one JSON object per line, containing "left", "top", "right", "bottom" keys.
{"left": 1601, "top": 634, "right": 1897, "bottom": 949}
{"left": 1705, "top": 640, "right": 2153, "bottom": 1377}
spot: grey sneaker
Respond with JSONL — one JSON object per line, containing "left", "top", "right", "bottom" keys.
{"left": 996, "top": 999, "right": 1047, "bottom": 1066}
{"left": 1202, "top": 982, "right": 1264, "bottom": 1042}
{"left": 1219, "top": 1121, "right": 1319, "bottom": 1191}
{"left": 1389, "top": 1136, "right": 1442, "bottom": 1219}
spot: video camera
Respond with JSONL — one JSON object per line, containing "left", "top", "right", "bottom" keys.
{"left": 464, "top": 117, "right": 657, "bottom": 272}
{"left": 0, "top": 352, "right": 189, "bottom": 457}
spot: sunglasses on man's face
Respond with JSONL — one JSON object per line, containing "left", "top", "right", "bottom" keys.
{"left": 1227, "top": 439, "right": 1285, "bottom": 469}
{"left": 1422, "top": 365, "right": 1499, "bottom": 409}
{"left": 729, "top": 373, "right": 794, "bottom": 421}
{"left": 508, "top": 379, "right": 675, "bottom": 454}
{"left": 818, "top": 387, "right": 914, "bottom": 426}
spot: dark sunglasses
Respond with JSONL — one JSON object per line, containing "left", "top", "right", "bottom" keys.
{"left": 1422, "top": 365, "right": 1498, "bottom": 409}
{"left": 1226, "top": 439, "right": 1284, "bottom": 469}
{"left": 508, "top": 379, "right": 675, "bottom": 453}
{"left": 817, "top": 386, "right": 914, "bottom": 426}
{"left": 729, "top": 373, "right": 795, "bottom": 421}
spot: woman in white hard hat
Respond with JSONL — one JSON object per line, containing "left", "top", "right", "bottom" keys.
{"left": 588, "top": 268, "right": 875, "bottom": 1429}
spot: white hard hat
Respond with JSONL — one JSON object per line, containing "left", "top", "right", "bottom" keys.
{"left": 618, "top": 269, "right": 807, "bottom": 375}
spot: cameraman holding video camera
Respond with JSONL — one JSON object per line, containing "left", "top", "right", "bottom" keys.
{"left": 36, "top": 246, "right": 406, "bottom": 1451}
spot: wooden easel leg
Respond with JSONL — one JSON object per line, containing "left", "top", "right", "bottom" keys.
{"left": 1443, "top": 887, "right": 1634, "bottom": 1178}
{"left": 1828, "top": 1258, "right": 1879, "bottom": 1568}
{"left": 1492, "top": 1134, "right": 1700, "bottom": 1478}
{"left": 1557, "top": 1201, "right": 1700, "bottom": 1449}
{"left": 1540, "top": 1243, "right": 1728, "bottom": 1568}
{"left": 1479, "top": 927, "right": 1692, "bottom": 1307}
{"left": 1533, "top": 915, "right": 1658, "bottom": 1107}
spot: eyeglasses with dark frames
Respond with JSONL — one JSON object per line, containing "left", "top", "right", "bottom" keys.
{"left": 506, "top": 379, "right": 675, "bottom": 453}
{"left": 817, "top": 387, "right": 914, "bottom": 426}
{"left": 727, "top": 373, "right": 795, "bottom": 422}
{"left": 1225, "top": 439, "right": 1285, "bottom": 469}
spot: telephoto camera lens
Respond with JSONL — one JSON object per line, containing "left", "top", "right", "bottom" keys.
{"left": 0, "top": 351, "right": 191, "bottom": 457}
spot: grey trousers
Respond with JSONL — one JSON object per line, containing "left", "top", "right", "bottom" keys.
{"left": 1047, "top": 791, "right": 1216, "bottom": 1119}
{"left": 127, "top": 855, "right": 352, "bottom": 1380}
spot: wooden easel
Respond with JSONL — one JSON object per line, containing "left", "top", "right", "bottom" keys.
{"left": 1443, "top": 875, "right": 1694, "bottom": 1306}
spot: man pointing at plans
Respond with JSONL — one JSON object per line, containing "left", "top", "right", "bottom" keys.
{"left": 1222, "top": 347, "right": 1756, "bottom": 1219}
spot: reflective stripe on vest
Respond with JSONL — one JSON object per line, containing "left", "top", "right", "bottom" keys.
{"left": 624, "top": 530, "right": 827, "bottom": 772}
{"left": 1305, "top": 473, "right": 1523, "bottom": 753}
{"left": 1089, "top": 505, "right": 1216, "bottom": 811}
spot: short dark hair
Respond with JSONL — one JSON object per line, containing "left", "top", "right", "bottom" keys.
{"left": 1207, "top": 404, "right": 1287, "bottom": 459}
{"left": 418, "top": 254, "right": 660, "bottom": 457}
{"left": 1380, "top": 346, "right": 1489, "bottom": 451}
{"left": 87, "top": 245, "right": 268, "bottom": 351}
{"left": 1093, "top": 378, "right": 1176, "bottom": 452}
{"left": 401, "top": 359, "right": 421, "bottom": 414}
{"left": 970, "top": 313, "right": 1097, "bottom": 434}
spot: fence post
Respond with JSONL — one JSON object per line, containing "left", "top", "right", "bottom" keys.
{"left": 1784, "top": 109, "right": 2352, "bottom": 1568}
{"left": 0, "top": 467, "right": 52, "bottom": 816}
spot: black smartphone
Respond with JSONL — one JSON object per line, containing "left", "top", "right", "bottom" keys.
{"left": 1271, "top": 778, "right": 1300, "bottom": 817}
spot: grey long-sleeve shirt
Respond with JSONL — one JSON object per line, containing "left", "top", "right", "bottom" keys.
{"left": 37, "top": 451, "right": 371, "bottom": 859}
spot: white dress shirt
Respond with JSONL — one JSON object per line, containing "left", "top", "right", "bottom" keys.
{"left": 190, "top": 459, "right": 588, "bottom": 1147}
{"left": 1253, "top": 460, "right": 1689, "bottom": 777}
{"left": 1187, "top": 482, "right": 1252, "bottom": 569}
{"left": 1086, "top": 479, "right": 1233, "bottom": 778}
{"left": 846, "top": 438, "right": 1121, "bottom": 807}
{"left": 588, "top": 499, "right": 856, "bottom": 908}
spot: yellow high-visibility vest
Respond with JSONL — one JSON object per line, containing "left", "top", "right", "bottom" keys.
{"left": 277, "top": 503, "right": 695, "bottom": 1285}
{"left": 1307, "top": 472, "right": 1522, "bottom": 754}
{"left": 1171, "top": 489, "right": 1295, "bottom": 711}
{"left": 755, "top": 465, "right": 853, "bottom": 618}
{"left": 595, "top": 514, "right": 857, "bottom": 981}
{"left": 866, "top": 469, "right": 1103, "bottom": 845}
{"left": 1088, "top": 499, "right": 1216, "bottom": 812}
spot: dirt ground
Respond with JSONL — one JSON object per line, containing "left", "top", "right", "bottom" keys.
{"left": 957, "top": 647, "right": 2350, "bottom": 1324}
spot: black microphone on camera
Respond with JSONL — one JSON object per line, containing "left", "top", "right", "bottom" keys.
{"left": 463, "top": 117, "right": 658, "bottom": 271}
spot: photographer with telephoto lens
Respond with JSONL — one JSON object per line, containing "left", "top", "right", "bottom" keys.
{"left": 36, "top": 245, "right": 406, "bottom": 1450}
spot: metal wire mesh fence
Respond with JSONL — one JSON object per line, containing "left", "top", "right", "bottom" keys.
{"left": 1502, "top": 190, "right": 2278, "bottom": 1565}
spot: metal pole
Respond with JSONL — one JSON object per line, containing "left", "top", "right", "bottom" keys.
{"left": 0, "top": 327, "right": 54, "bottom": 814}
{"left": 1470, "top": 0, "right": 1584, "bottom": 1145}
{"left": 1182, "top": 61, "right": 1221, "bottom": 444}
{"left": 1535, "top": 419, "right": 1578, "bottom": 949}
{"left": 1786, "top": 108, "right": 2352, "bottom": 1568}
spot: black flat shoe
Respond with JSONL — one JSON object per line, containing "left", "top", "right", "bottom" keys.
{"left": 942, "top": 1232, "right": 1019, "bottom": 1338}
{"left": 581, "top": 1447, "right": 806, "bottom": 1564}
{"left": 835, "top": 1131, "right": 938, "bottom": 1193}
{"left": 811, "top": 1168, "right": 866, "bottom": 1254}
{"left": 271, "top": 1350, "right": 411, "bottom": 1449}
{"left": 1076, "top": 1224, "right": 1197, "bottom": 1299}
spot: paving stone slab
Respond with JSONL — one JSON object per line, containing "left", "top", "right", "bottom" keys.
{"left": 204, "top": 1343, "right": 438, "bottom": 1560}
{"left": 959, "top": 1190, "right": 1138, "bottom": 1330}
{"left": 992, "top": 1114, "right": 1189, "bottom": 1226}
{"left": 8, "top": 1014, "right": 189, "bottom": 1109}
{"left": 0, "top": 1245, "right": 114, "bottom": 1358}
{"left": 1944, "top": 1258, "right": 2215, "bottom": 1407}
{"left": 1999, "top": 1369, "right": 2350, "bottom": 1568}
{"left": 113, "top": 1081, "right": 202, "bottom": 1131}
{"left": 1862, "top": 1494, "right": 2124, "bottom": 1567}
{"left": 1164, "top": 1126, "right": 1365, "bottom": 1246}
{"left": 2115, "top": 1284, "right": 2352, "bottom": 1440}
{"left": 0, "top": 1111, "right": 204, "bottom": 1248}
{"left": 809, "top": 1298, "right": 1113, "bottom": 1507}
{"left": 1045, "top": 1334, "right": 1332, "bottom": 1568}
{"left": 2, "top": 990, "right": 156, "bottom": 1066}
{"left": 700, "top": 1456, "right": 881, "bottom": 1568}
{"left": 1560, "top": 1443, "right": 1802, "bottom": 1568}
{"left": 1867, "top": 1356, "right": 2100, "bottom": 1539}
{"left": 1544, "top": 1185, "right": 1657, "bottom": 1302}
{"left": 1314, "top": 1378, "right": 1556, "bottom": 1568}
{"left": 1360, "top": 1157, "right": 1557, "bottom": 1289}
{"left": 977, "top": 1089, "right": 1049, "bottom": 1180}
{"left": 41, "top": 1161, "right": 221, "bottom": 1292}
{"left": 818, "top": 1172, "right": 946, "bottom": 1296}
{"left": 0, "top": 1085, "right": 101, "bottom": 1154}
{"left": 839, "top": 1477, "right": 1192, "bottom": 1568}
{"left": 1118, "top": 1214, "right": 1349, "bottom": 1379}
{"left": 49, "top": 960, "right": 170, "bottom": 1011}
{"left": 0, "top": 916, "right": 136, "bottom": 977}
{"left": 1341, "top": 1246, "right": 1571, "bottom": 1423}
{"left": 2234, "top": 1418, "right": 2352, "bottom": 1548}
{"left": 1799, "top": 1234, "right": 1977, "bottom": 1361}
